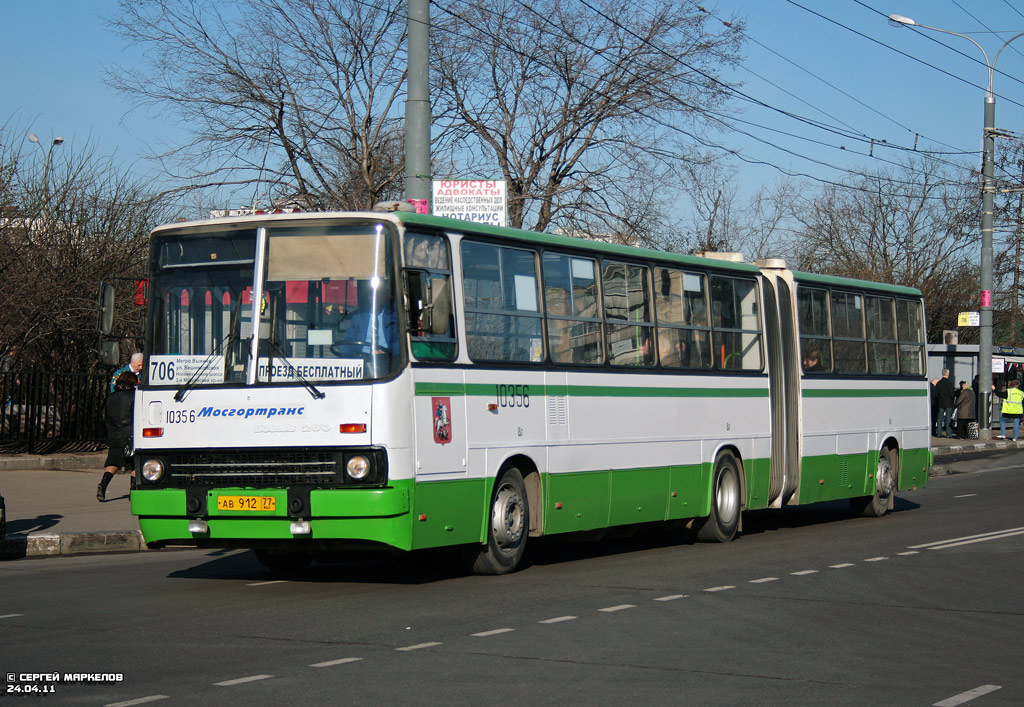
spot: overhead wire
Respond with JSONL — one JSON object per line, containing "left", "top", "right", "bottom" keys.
{"left": 694, "top": 3, "right": 974, "bottom": 157}
{"left": 429, "top": 0, "right": 974, "bottom": 197}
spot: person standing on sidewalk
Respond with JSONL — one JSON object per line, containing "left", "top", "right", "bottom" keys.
{"left": 954, "top": 381, "right": 976, "bottom": 439}
{"left": 934, "top": 369, "right": 957, "bottom": 438}
{"left": 98, "top": 371, "right": 137, "bottom": 502}
{"left": 997, "top": 379, "right": 1024, "bottom": 441}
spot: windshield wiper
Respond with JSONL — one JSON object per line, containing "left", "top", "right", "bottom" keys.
{"left": 173, "top": 328, "right": 238, "bottom": 402}
{"left": 173, "top": 346, "right": 222, "bottom": 403}
{"left": 264, "top": 337, "right": 326, "bottom": 400}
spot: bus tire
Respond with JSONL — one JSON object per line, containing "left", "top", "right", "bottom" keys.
{"left": 465, "top": 467, "right": 529, "bottom": 575}
{"left": 253, "top": 549, "right": 313, "bottom": 575}
{"left": 696, "top": 451, "right": 742, "bottom": 543}
{"left": 853, "top": 447, "right": 896, "bottom": 518}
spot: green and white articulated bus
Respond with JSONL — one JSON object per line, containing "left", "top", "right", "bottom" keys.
{"left": 129, "top": 209, "right": 931, "bottom": 574}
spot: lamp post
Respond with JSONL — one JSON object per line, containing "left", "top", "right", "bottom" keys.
{"left": 889, "top": 15, "right": 1024, "bottom": 440}
{"left": 27, "top": 133, "right": 64, "bottom": 185}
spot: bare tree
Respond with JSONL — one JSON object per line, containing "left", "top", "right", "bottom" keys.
{"left": 431, "top": 0, "right": 743, "bottom": 232}
{"left": 787, "top": 155, "right": 978, "bottom": 342}
{"left": 992, "top": 140, "right": 1024, "bottom": 345}
{"left": 107, "top": 0, "right": 409, "bottom": 210}
{"left": 0, "top": 120, "right": 169, "bottom": 372}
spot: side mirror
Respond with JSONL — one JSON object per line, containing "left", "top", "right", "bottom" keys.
{"left": 99, "top": 283, "right": 116, "bottom": 335}
{"left": 100, "top": 339, "right": 120, "bottom": 367}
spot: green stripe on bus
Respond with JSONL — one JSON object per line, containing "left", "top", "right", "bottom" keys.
{"left": 414, "top": 382, "right": 769, "bottom": 398}
{"left": 803, "top": 388, "right": 927, "bottom": 398}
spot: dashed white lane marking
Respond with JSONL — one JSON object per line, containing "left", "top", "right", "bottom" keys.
{"left": 598, "top": 604, "right": 635, "bottom": 612}
{"left": 910, "top": 527, "right": 1024, "bottom": 551}
{"left": 472, "top": 628, "right": 515, "bottom": 637}
{"left": 932, "top": 684, "right": 1001, "bottom": 706}
{"left": 247, "top": 580, "right": 289, "bottom": 586}
{"left": 539, "top": 616, "right": 577, "bottom": 624}
{"left": 0, "top": 613, "right": 24, "bottom": 619}
{"left": 896, "top": 551, "right": 919, "bottom": 556}
{"left": 104, "top": 696, "right": 169, "bottom": 707}
{"left": 791, "top": 570, "right": 818, "bottom": 575}
{"left": 953, "top": 494, "right": 977, "bottom": 498}
{"left": 310, "top": 658, "right": 363, "bottom": 668}
{"left": 830, "top": 563, "right": 855, "bottom": 568}
{"left": 749, "top": 577, "right": 778, "bottom": 583}
{"left": 704, "top": 586, "right": 735, "bottom": 592}
{"left": 863, "top": 557, "right": 888, "bottom": 562}
{"left": 214, "top": 675, "right": 273, "bottom": 686}
{"left": 654, "top": 594, "right": 687, "bottom": 601}
{"left": 396, "top": 642, "right": 442, "bottom": 651}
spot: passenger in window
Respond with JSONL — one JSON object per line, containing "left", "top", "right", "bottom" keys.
{"left": 657, "top": 330, "right": 682, "bottom": 368}
{"left": 334, "top": 280, "right": 397, "bottom": 358}
{"left": 405, "top": 234, "right": 444, "bottom": 269}
{"left": 802, "top": 349, "right": 823, "bottom": 372}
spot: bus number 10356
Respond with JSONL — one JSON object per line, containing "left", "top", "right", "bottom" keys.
{"left": 494, "top": 384, "right": 530, "bottom": 408}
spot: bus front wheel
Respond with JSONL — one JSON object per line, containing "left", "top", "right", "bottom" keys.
{"left": 853, "top": 447, "right": 896, "bottom": 518}
{"left": 465, "top": 467, "right": 529, "bottom": 575}
{"left": 696, "top": 451, "right": 742, "bottom": 543}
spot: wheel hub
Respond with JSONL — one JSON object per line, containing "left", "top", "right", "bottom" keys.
{"left": 877, "top": 457, "right": 894, "bottom": 499}
{"left": 491, "top": 485, "right": 524, "bottom": 549}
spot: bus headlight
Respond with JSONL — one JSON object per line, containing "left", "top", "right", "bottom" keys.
{"left": 346, "top": 455, "right": 370, "bottom": 480}
{"left": 141, "top": 458, "right": 165, "bottom": 482}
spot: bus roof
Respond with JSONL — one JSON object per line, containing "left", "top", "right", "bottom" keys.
{"left": 150, "top": 209, "right": 923, "bottom": 296}
{"left": 393, "top": 211, "right": 762, "bottom": 274}
{"left": 791, "top": 270, "right": 922, "bottom": 298}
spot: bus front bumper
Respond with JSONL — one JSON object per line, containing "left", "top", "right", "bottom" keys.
{"left": 131, "top": 483, "right": 413, "bottom": 551}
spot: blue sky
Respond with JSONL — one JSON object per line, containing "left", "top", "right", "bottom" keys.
{"left": 4, "top": 0, "right": 1024, "bottom": 211}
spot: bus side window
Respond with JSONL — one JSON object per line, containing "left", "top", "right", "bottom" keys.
{"left": 404, "top": 232, "right": 457, "bottom": 362}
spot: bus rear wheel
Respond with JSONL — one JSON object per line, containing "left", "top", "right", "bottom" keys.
{"left": 253, "top": 549, "right": 313, "bottom": 575}
{"left": 853, "top": 447, "right": 896, "bottom": 517}
{"left": 696, "top": 451, "right": 742, "bottom": 543}
{"left": 465, "top": 467, "right": 529, "bottom": 575}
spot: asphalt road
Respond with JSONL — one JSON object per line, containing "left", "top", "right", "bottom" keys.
{"left": 3, "top": 452, "right": 1023, "bottom": 706}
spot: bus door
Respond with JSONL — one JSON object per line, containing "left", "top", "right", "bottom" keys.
{"left": 758, "top": 264, "right": 801, "bottom": 507}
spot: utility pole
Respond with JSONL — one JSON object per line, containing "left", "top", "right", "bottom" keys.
{"left": 405, "top": 0, "right": 431, "bottom": 209}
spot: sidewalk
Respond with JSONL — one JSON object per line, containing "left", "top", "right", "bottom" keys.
{"left": 1, "top": 437, "right": 1020, "bottom": 561}
{"left": 0, "top": 452, "right": 144, "bottom": 560}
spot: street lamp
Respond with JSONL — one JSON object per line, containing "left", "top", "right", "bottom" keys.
{"left": 27, "top": 132, "right": 64, "bottom": 192}
{"left": 889, "top": 14, "right": 1024, "bottom": 440}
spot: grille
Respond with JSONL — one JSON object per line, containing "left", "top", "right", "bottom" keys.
{"left": 167, "top": 449, "right": 342, "bottom": 486}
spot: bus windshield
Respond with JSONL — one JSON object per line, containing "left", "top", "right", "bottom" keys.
{"left": 147, "top": 222, "right": 400, "bottom": 387}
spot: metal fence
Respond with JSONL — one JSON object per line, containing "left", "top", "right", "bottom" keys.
{"left": 1, "top": 369, "right": 109, "bottom": 454}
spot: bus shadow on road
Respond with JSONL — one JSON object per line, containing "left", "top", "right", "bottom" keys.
{"left": 739, "top": 496, "right": 921, "bottom": 537}
{"left": 166, "top": 546, "right": 472, "bottom": 584}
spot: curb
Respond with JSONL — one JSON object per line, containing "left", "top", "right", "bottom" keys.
{"left": 0, "top": 529, "right": 145, "bottom": 560}
{"left": 931, "top": 439, "right": 1024, "bottom": 458}
{"left": 0, "top": 452, "right": 106, "bottom": 472}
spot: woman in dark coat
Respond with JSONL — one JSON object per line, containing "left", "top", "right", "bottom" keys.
{"left": 954, "top": 382, "right": 977, "bottom": 439}
{"left": 97, "top": 370, "right": 137, "bottom": 501}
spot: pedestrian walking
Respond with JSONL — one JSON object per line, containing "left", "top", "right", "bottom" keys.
{"left": 97, "top": 371, "right": 137, "bottom": 502}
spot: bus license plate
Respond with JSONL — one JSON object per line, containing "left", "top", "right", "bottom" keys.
{"left": 217, "top": 495, "right": 276, "bottom": 512}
